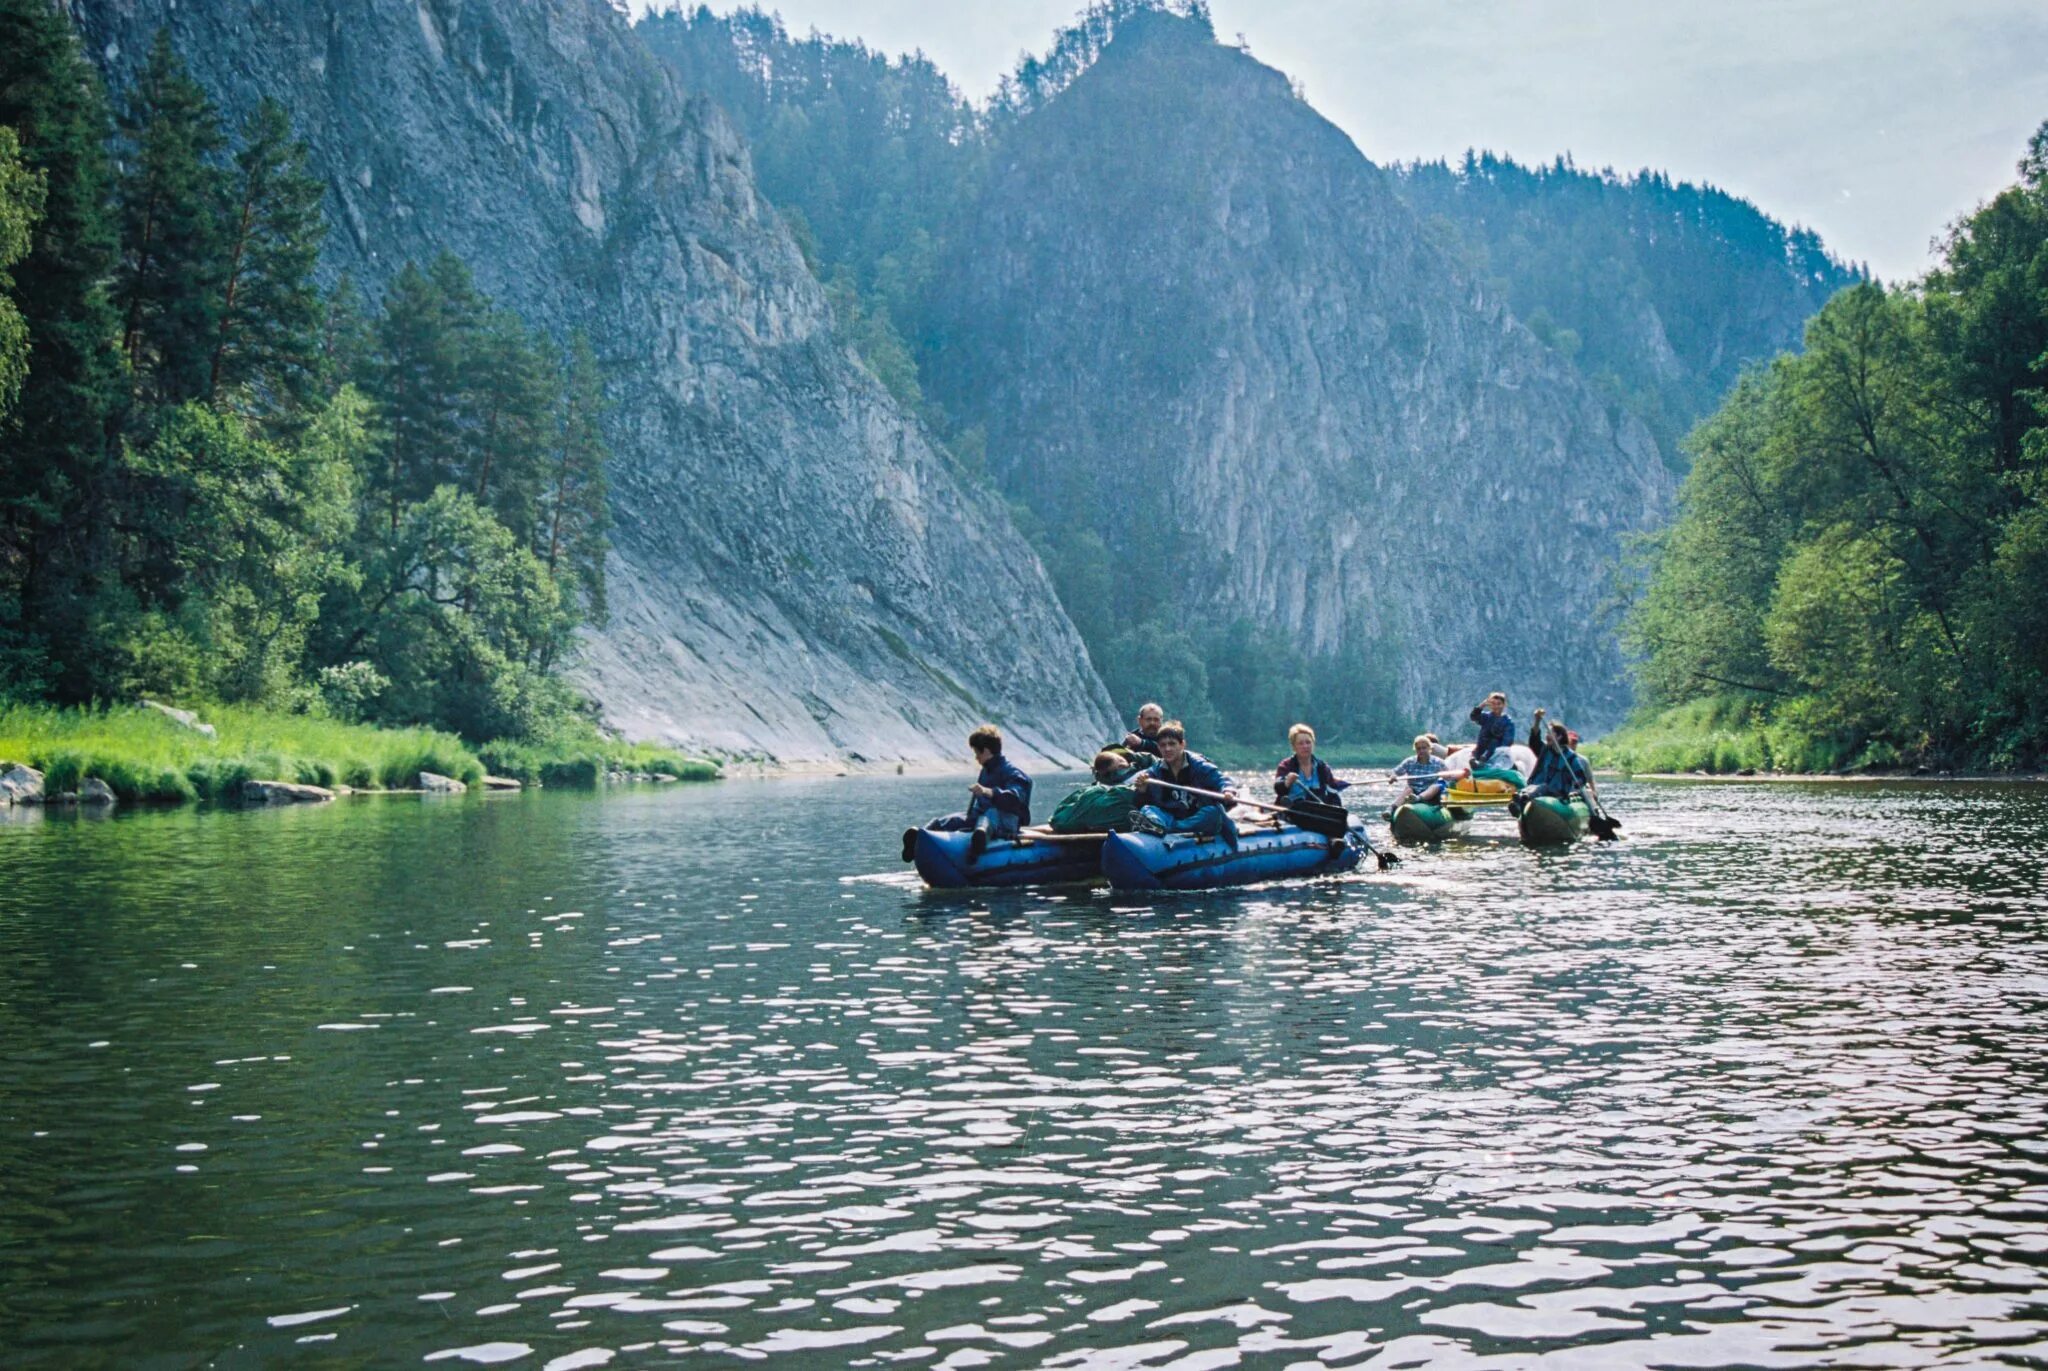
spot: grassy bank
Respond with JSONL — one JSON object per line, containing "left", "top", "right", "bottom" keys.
{"left": 1586, "top": 697, "right": 1900, "bottom": 776}
{"left": 0, "top": 704, "right": 716, "bottom": 803}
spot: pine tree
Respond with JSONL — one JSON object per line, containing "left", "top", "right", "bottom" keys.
{"left": 468, "top": 308, "right": 555, "bottom": 541}
{"left": 208, "top": 98, "right": 326, "bottom": 416}
{"left": 0, "top": 0, "right": 126, "bottom": 697}
{"left": 114, "top": 30, "right": 226, "bottom": 407}
{"left": 539, "top": 331, "right": 611, "bottom": 641}
{"left": 319, "top": 273, "right": 375, "bottom": 391}
{"left": 371, "top": 261, "right": 464, "bottom": 534}
{"left": 0, "top": 126, "right": 46, "bottom": 421}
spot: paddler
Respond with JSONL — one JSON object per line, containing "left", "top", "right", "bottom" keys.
{"left": 1469, "top": 691, "right": 1517, "bottom": 770}
{"left": 1273, "top": 723, "right": 1347, "bottom": 806}
{"left": 1131, "top": 721, "right": 1238, "bottom": 849}
{"left": 1512, "top": 712, "right": 1593, "bottom": 814}
{"left": 900, "top": 724, "right": 1033, "bottom": 861}
{"left": 1390, "top": 734, "right": 1469, "bottom": 807}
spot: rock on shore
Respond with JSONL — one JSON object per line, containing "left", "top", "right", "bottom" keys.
{"left": 243, "top": 780, "right": 335, "bottom": 805}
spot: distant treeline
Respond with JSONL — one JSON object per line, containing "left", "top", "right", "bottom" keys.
{"left": 0, "top": 5, "right": 608, "bottom": 743}
{"left": 1396, "top": 152, "right": 1864, "bottom": 469}
{"left": 639, "top": 0, "right": 1854, "bottom": 747}
{"left": 1622, "top": 124, "right": 2048, "bottom": 770}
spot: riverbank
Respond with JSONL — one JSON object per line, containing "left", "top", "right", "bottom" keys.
{"left": 0, "top": 703, "right": 718, "bottom": 805}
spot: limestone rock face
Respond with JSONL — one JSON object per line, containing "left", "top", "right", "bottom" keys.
{"left": 69, "top": 0, "right": 1117, "bottom": 768}
{"left": 928, "top": 14, "right": 1675, "bottom": 728}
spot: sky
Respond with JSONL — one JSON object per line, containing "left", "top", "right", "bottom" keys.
{"left": 629, "top": 0, "right": 2048, "bottom": 282}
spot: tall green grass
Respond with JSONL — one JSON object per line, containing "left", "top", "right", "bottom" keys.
{"left": 0, "top": 703, "right": 484, "bottom": 802}
{"left": 1587, "top": 696, "right": 1869, "bottom": 775}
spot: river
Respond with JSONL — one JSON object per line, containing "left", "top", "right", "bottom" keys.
{"left": 3, "top": 776, "right": 2045, "bottom": 1368}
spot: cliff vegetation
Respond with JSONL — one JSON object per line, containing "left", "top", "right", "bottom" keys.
{"left": 1612, "top": 124, "right": 2048, "bottom": 772}
{"left": 0, "top": 12, "right": 618, "bottom": 761}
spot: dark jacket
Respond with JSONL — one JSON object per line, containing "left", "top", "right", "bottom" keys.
{"left": 1470, "top": 706, "right": 1516, "bottom": 763}
{"left": 1273, "top": 754, "right": 1348, "bottom": 804}
{"left": 972, "top": 754, "right": 1033, "bottom": 825}
{"left": 1526, "top": 733, "right": 1589, "bottom": 797}
{"left": 1141, "top": 751, "right": 1232, "bottom": 819}
{"left": 1124, "top": 729, "right": 1163, "bottom": 757}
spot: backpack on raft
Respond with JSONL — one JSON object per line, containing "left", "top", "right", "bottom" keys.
{"left": 1050, "top": 783, "right": 1138, "bottom": 833}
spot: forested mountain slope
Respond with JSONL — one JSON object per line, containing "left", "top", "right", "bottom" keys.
{"left": 925, "top": 11, "right": 1672, "bottom": 729}
{"left": 1396, "top": 154, "right": 1864, "bottom": 468}
{"left": 65, "top": 0, "right": 1118, "bottom": 767}
{"left": 640, "top": 2, "right": 1849, "bottom": 738}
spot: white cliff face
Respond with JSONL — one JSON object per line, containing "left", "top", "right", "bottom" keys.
{"left": 71, "top": 0, "right": 1119, "bottom": 768}
{"left": 929, "top": 15, "right": 1675, "bottom": 729}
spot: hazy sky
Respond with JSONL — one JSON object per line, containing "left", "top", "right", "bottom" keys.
{"left": 631, "top": 1, "right": 2048, "bottom": 282}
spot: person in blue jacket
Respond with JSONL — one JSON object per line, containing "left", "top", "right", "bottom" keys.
{"left": 1512, "top": 711, "right": 1594, "bottom": 813}
{"left": 902, "top": 725, "right": 1033, "bottom": 861}
{"left": 1132, "top": 721, "right": 1239, "bottom": 849}
{"left": 1469, "top": 691, "right": 1517, "bottom": 769}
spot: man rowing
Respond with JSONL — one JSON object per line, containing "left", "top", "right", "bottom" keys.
{"left": 1514, "top": 709, "right": 1595, "bottom": 813}
{"left": 1132, "top": 721, "right": 1239, "bottom": 849}
{"left": 1390, "top": 733, "right": 1470, "bottom": 807}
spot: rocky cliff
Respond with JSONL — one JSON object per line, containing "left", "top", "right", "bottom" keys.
{"left": 926, "top": 13, "right": 1675, "bottom": 729}
{"left": 66, "top": 0, "right": 1118, "bottom": 767}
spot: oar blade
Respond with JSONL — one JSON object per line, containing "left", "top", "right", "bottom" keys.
{"left": 1280, "top": 800, "right": 1351, "bottom": 839}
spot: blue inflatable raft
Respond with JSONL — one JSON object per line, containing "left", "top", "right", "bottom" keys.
{"left": 913, "top": 829, "right": 1106, "bottom": 889}
{"left": 1101, "top": 821, "right": 1368, "bottom": 891}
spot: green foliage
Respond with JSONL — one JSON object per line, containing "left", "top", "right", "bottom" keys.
{"left": 1623, "top": 121, "right": 2048, "bottom": 771}
{"left": 208, "top": 98, "right": 326, "bottom": 415}
{"left": 1, "top": 35, "right": 615, "bottom": 753}
{"left": 115, "top": 30, "right": 226, "bottom": 407}
{"left": 0, "top": 125, "right": 45, "bottom": 419}
{"left": 0, "top": 0, "right": 125, "bottom": 701}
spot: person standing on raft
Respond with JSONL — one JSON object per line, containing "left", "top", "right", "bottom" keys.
{"left": 1273, "top": 723, "right": 1348, "bottom": 806}
{"left": 1391, "top": 734, "right": 1470, "bottom": 806}
{"left": 1132, "top": 721, "right": 1239, "bottom": 849}
{"left": 1511, "top": 711, "right": 1594, "bottom": 814}
{"left": 901, "top": 725, "right": 1033, "bottom": 861}
{"left": 1469, "top": 692, "right": 1517, "bottom": 770}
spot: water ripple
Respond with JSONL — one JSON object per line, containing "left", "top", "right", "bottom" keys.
{"left": 1, "top": 778, "right": 2044, "bottom": 1366}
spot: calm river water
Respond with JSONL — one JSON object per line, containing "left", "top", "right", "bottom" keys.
{"left": 3, "top": 776, "right": 2047, "bottom": 1369}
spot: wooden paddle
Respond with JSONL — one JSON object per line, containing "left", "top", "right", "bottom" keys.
{"left": 1141, "top": 779, "right": 1398, "bottom": 870}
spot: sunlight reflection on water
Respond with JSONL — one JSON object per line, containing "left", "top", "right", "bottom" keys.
{"left": 1, "top": 776, "right": 2045, "bottom": 1367}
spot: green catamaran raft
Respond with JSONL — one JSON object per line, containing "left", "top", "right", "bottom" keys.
{"left": 1389, "top": 801, "right": 1470, "bottom": 843}
{"left": 1517, "top": 794, "right": 1591, "bottom": 846}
